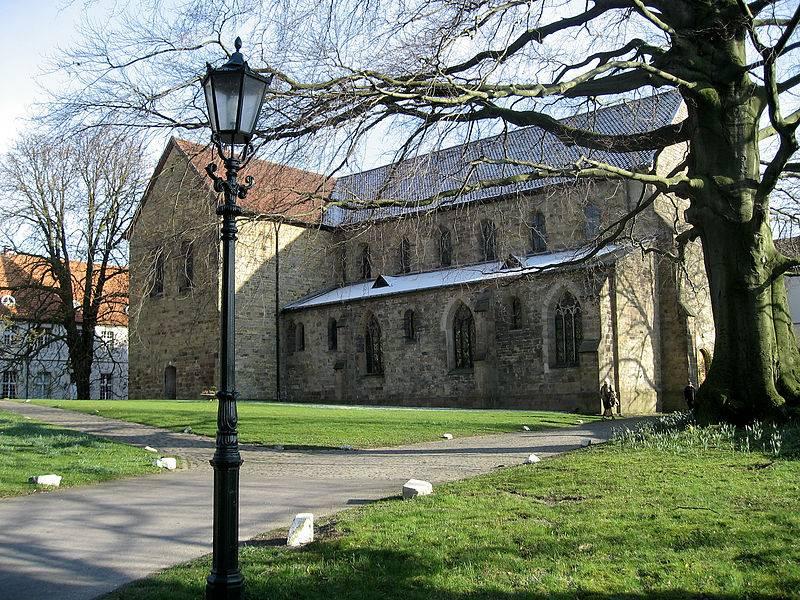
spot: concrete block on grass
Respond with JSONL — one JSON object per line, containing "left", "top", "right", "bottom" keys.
{"left": 154, "top": 457, "right": 177, "bottom": 470}
{"left": 402, "top": 479, "right": 433, "bottom": 499}
{"left": 287, "top": 513, "right": 314, "bottom": 547}
{"left": 29, "top": 474, "right": 62, "bottom": 487}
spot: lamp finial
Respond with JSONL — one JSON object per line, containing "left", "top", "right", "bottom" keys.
{"left": 234, "top": 37, "right": 242, "bottom": 52}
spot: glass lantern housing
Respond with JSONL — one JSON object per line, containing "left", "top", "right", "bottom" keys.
{"left": 202, "top": 38, "right": 271, "bottom": 145}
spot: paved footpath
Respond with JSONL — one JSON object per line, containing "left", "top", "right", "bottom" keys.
{"left": 0, "top": 400, "right": 645, "bottom": 600}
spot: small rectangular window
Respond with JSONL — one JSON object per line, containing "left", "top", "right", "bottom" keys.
{"left": 100, "top": 373, "right": 113, "bottom": 400}
{"left": 100, "top": 329, "right": 115, "bottom": 350}
{"left": 2, "top": 370, "right": 17, "bottom": 398}
{"left": 33, "top": 372, "right": 52, "bottom": 398}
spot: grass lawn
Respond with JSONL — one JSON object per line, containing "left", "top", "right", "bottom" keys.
{"left": 0, "top": 410, "right": 161, "bottom": 498}
{"left": 31, "top": 400, "right": 596, "bottom": 448}
{"left": 103, "top": 417, "right": 800, "bottom": 600}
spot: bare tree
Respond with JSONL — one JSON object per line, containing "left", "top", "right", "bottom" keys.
{"left": 0, "top": 129, "right": 145, "bottom": 399}
{"left": 47, "top": 0, "right": 800, "bottom": 423}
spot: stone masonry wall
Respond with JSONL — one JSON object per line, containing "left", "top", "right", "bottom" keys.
{"left": 234, "top": 219, "right": 335, "bottom": 400}
{"left": 128, "top": 145, "right": 220, "bottom": 399}
{"left": 282, "top": 269, "right": 607, "bottom": 411}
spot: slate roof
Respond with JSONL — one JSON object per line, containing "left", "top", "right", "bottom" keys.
{"left": 324, "top": 91, "right": 683, "bottom": 226}
{"left": 284, "top": 244, "right": 625, "bottom": 311}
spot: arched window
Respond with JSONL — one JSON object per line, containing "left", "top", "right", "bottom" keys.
{"left": 296, "top": 322, "right": 305, "bottom": 352}
{"left": 328, "top": 318, "right": 338, "bottom": 351}
{"left": 150, "top": 248, "right": 165, "bottom": 297}
{"left": 365, "top": 315, "right": 383, "bottom": 374}
{"left": 554, "top": 292, "right": 582, "bottom": 367}
{"left": 480, "top": 220, "right": 497, "bottom": 261}
{"left": 531, "top": 211, "right": 547, "bottom": 253}
{"left": 360, "top": 244, "right": 372, "bottom": 280}
{"left": 399, "top": 238, "right": 411, "bottom": 274}
{"left": 286, "top": 321, "right": 296, "bottom": 354}
{"left": 438, "top": 226, "right": 453, "bottom": 266}
{"left": 178, "top": 240, "right": 194, "bottom": 292}
{"left": 510, "top": 297, "right": 522, "bottom": 330}
{"left": 585, "top": 204, "right": 601, "bottom": 239}
{"left": 453, "top": 303, "right": 475, "bottom": 369}
{"left": 403, "top": 309, "right": 416, "bottom": 341}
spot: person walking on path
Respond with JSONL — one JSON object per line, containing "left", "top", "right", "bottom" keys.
{"left": 684, "top": 380, "right": 696, "bottom": 411}
{"left": 600, "top": 379, "right": 616, "bottom": 420}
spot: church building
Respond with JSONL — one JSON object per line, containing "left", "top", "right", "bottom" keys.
{"left": 127, "top": 92, "right": 714, "bottom": 413}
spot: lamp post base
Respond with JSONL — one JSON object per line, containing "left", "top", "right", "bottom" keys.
{"left": 206, "top": 573, "right": 243, "bottom": 600}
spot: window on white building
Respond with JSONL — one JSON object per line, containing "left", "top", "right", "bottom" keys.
{"left": 100, "top": 329, "right": 115, "bottom": 350}
{"left": 2, "top": 370, "right": 17, "bottom": 398}
{"left": 33, "top": 372, "right": 52, "bottom": 398}
{"left": 100, "top": 373, "right": 113, "bottom": 400}
{"left": 3, "top": 326, "right": 18, "bottom": 346}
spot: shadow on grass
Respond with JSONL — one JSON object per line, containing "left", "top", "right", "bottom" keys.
{"left": 104, "top": 541, "right": 799, "bottom": 600}
{"left": 1, "top": 421, "right": 109, "bottom": 449}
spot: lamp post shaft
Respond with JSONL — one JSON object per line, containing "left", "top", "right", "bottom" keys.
{"left": 206, "top": 156, "right": 244, "bottom": 600}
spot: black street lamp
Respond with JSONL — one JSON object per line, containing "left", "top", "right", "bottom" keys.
{"left": 201, "top": 37, "right": 271, "bottom": 600}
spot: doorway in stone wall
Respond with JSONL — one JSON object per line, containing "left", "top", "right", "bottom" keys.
{"left": 164, "top": 365, "right": 177, "bottom": 399}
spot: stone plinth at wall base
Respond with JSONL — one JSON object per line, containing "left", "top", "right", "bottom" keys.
{"left": 402, "top": 479, "right": 433, "bottom": 499}
{"left": 287, "top": 513, "right": 314, "bottom": 547}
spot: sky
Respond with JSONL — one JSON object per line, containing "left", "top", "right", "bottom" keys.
{"left": 0, "top": 0, "right": 115, "bottom": 152}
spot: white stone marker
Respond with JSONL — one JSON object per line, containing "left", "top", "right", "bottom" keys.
{"left": 29, "top": 474, "right": 62, "bottom": 487}
{"left": 522, "top": 426, "right": 530, "bottom": 431}
{"left": 339, "top": 445, "right": 354, "bottom": 451}
{"left": 402, "top": 479, "right": 433, "bottom": 500}
{"left": 154, "top": 457, "right": 177, "bottom": 470}
{"left": 287, "top": 513, "right": 314, "bottom": 547}
{"left": 144, "top": 446, "right": 158, "bottom": 453}
{"left": 524, "top": 453, "right": 541, "bottom": 464}
{"left": 183, "top": 427, "right": 193, "bottom": 434}
{"left": 581, "top": 439, "right": 592, "bottom": 447}
{"left": 442, "top": 433, "right": 453, "bottom": 440}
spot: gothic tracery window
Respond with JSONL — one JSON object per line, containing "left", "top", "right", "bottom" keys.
{"left": 453, "top": 303, "right": 475, "bottom": 369}
{"left": 554, "top": 292, "right": 582, "bottom": 367}
{"left": 365, "top": 315, "right": 383, "bottom": 374}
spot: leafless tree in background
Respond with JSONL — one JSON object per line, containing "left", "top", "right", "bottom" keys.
{"left": 0, "top": 129, "right": 145, "bottom": 399}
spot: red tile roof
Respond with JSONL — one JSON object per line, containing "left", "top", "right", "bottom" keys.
{"left": 173, "top": 139, "right": 334, "bottom": 225}
{"left": 0, "top": 251, "right": 128, "bottom": 327}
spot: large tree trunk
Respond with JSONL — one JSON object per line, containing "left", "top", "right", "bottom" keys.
{"left": 695, "top": 219, "right": 800, "bottom": 424}
{"left": 680, "top": 27, "right": 800, "bottom": 422}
